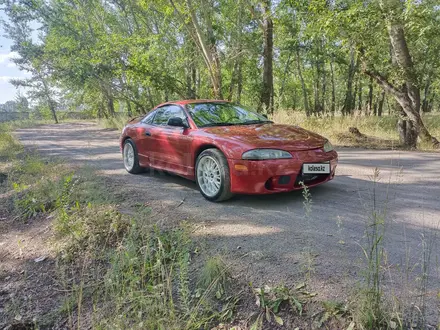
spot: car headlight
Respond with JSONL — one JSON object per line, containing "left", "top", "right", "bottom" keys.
{"left": 323, "top": 140, "right": 334, "bottom": 152}
{"left": 242, "top": 149, "right": 292, "bottom": 160}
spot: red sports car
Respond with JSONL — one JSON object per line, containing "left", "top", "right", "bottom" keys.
{"left": 120, "top": 100, "right": 338, "bottom": 202}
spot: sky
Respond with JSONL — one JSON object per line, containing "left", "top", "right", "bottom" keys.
{"left": 0, "top": 11, "right": 29, "bottom": 104}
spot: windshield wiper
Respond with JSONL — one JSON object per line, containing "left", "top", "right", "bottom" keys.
{"left": 241, "top": 120, "right": 273, "bottom": 125}
{"left": 200, "top": 122, "right": 240, "bottom": 127}
{"left": 201, "top": 120, "right": 273, "bottom": 127}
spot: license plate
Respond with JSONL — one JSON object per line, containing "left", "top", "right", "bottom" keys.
{"left": 302, "top": 163, "right": 330, "bottom": 174}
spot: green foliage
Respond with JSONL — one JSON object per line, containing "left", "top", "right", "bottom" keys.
{"left": 348, "top": 168, "right": 402, "bottom": 330}
{"left": 250, "top": 283, "right": 316, "bottom": 329}
{"left": 13, "top": 178, "right": 60, "bottom": 219}
{"left": 197, "top": 256, "right": 230, "bottom": 300}
{"left": 315, "top": 300, "right": 351, "bottom": 328}
{"left": 0, "top": 132, "right": 23, "bottom": 160}
{"left": 7, "top": 153, "right": 67, "bottom": 219}
{"left": 0, "top": 135, "right": 237, "bottom": 328}
{"left": 98, "top": 116, "right": 130, "bottom": 131}
{"left": 54, "top": 204, "right": 130, "bottom": 261}
{"left": 2, "top": 0, "right": 438, "bottom": 119}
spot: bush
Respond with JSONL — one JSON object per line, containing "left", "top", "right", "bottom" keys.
{"left": 0, "top": 131, "right": 23, "bottom": 160}
{"left": 54, "top": 204, "right": 130, "bottom": 261}
{"left": 98, "top": 115, "right": 130, "bottom": 131}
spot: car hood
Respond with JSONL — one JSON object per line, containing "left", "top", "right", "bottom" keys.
{"left": 201, "top": 123, "right": 327, "bottom": 151}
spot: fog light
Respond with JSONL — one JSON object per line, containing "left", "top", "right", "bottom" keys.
{"left": 278, "top": 175, "right": 290, "bottom": 185}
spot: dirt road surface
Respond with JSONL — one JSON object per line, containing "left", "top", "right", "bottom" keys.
{"left": 15, "top": 122, "right": 440, "bottom": 318}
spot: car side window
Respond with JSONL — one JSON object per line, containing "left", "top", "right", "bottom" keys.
{"left": 152, "top": 105, "right": 187, "bottom": 126}
{"left": 141, "top": 111, "right": 156, "bottom": 124}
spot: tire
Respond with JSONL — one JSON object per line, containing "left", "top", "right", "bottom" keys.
{"left": 195, "top": 148, "right": 233, "bottom": 202}
{"left": 123, "top": 139, "right": 143, "bottom": 174}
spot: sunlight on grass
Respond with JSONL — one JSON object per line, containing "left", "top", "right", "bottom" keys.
{"left": 273, "top": 111, "right": 440, "bottom": 150}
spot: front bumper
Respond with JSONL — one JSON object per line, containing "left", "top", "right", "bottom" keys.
{"left": 228, "top": 150, "right": 338, "bottom": 194}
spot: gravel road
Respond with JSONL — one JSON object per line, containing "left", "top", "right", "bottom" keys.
{"left": 16, "top": 122, "right": 440, "bottom": 318}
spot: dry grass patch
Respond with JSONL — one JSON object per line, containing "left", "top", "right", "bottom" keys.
{"left": 272, "top": 110, "right": 440, "bottom": 150}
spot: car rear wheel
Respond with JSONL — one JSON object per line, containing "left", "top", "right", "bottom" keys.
{"left": 123, "top": 139, "right": 143, "bottom": 174}
{"left": 196, "top": 148, "right": 233, "bottom": 202}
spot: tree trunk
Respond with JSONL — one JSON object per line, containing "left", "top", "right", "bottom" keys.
{"left": 174, "top": 0, "right": 223, "bottom": 98}
{"left": 40, "top": 77, "right": 58, "bottom": 124}
{"left": 321, "top": 57, "right": 327, "bottom": 115}
{"left": 146, "top": 87, "right": 155, "bottom": 109}
{"left": 100, "top": 93, "right": 108, "bottom": 119}
{"left": 204, "top": 2, "right": 223, "bottom": 99}
{"left": 278, "top": 51, "right": 292, "bottom": 107}
{"left": 98, "top": 99, "right": 104, "bottom": 119}
{"left": 230, "top": 1, "right": 243, "bottom": 103}
{"left": 259, "top": 0, "right": 274, "bottom": 114}
{"left": 48, "top": 99, "right": 58, "bottom": 124}
{"left": 357, "top": 78, "right": 363, "bottom": 112}
{"left": 330, "top": 59, "right": 336, "bottom": 115}
{"left": 192, "top": 66, "right": 197, "bottom": 98}
{"left": 186, "top": 65, "right": 194, "bottom": 99}
{"left": 377, "top": 91, "right": 385, "bottom": 117}
{"left": 421, "top": 73, "right": 432, "bottom": 113}
{"left": 313, "top": 45, "right": 321, "bottom": 115}
{"left": 228, "top": 61, "right": 239, "bottom": 101}
{"left": 292, "top": 88, "right": 297, "bottom": 110}
{"left": 296, "top": 46, "right": 310, "bottom": 116}
{"left": 364, "top": 0, "right": 440, "bottom": 148}
{"left": 186, "top": 69, "right": 191, "bottom": 99}
{"left": 352, "top": 75, "right": 359, "bottom": 112}
{"left": 106, "top": 93, "right": 115, "bottom": 117}
{"left": 342, "top": 47, "right": 357, "bottom": 115}
{"left": 367, "top": 77, "right": 373, "bottom": 115}
{"left": 237, "top": 61, "right": 243, "bottom": 103}
{"left": 396, "top": 103, "right": 417, "bottom": 148}
{"left": 126, "top": 100, "right": 132, "bottom": 117}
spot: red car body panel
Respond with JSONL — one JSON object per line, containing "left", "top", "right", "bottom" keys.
{"left": 120, "top": 100, "right": 338, "bottom": 195}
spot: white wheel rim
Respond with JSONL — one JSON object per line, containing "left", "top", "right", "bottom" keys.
{"left": 123, "top": 143, "right": 135, "bottom": 171}
{"left": 197, "top": 156, "right": 221, "bottom": 197}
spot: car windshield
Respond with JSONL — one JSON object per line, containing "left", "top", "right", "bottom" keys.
{"left": 186, "top": 102, "right": 272, "bottom": 128}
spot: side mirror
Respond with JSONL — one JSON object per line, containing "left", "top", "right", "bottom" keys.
{"left": 262, "top": 114, "right": 268, "bottom": 119}
{"left": 168, "top": 117, "right": 188, "bottom": 128}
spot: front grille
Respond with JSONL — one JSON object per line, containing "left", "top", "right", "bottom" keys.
{"left": 295, "top": 173, "right": 328, "bottom": 186}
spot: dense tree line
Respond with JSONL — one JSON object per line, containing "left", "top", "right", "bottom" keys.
{"left": 1, "top": 0, "right": 439, "bottom": 147}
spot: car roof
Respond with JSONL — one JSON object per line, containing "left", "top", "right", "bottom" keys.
{"left": 156, "top": 99, "right": 230, "bottom": 107}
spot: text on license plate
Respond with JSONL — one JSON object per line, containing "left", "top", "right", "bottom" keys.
{"left": 302, "top": 163, "right": 330, "bottom": 174}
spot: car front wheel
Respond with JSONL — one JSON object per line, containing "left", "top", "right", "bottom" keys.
{"left": 123, "top": 139, "right": 143, "bottom": 174}
{"left": 196, "top": 148, "right": 233, "bottom": 202}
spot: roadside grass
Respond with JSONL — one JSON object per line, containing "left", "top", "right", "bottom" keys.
{"left": 1, "top": 135, "right": 240, "bottom": 329}
{"left": 98, "top": 115, "right": 131, "bottom": 131}
{"left": 348, "top": 168, "right": 399, "bottom": 330}
{"left": 0, "top": 119, "right": 54, "bottom": 133}
{"left": 335, "top": 167, "right": 438, "bottom": 329}
{"left": 291, "top": 167, "right": 439, "bottom": 329}
{"left": 272, "top": 110, "right": 440, "bottom": 150}
{"left": 0, "top": 128, "right": 23, "bottom": 162}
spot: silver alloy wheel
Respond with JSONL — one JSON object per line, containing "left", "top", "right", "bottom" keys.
{"left": 197, "top": 156, "right": 221, "bottom": 197}
{"left": 123, "top": 142, "right": 135, "bottom": 171}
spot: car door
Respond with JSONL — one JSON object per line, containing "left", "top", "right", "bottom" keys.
{"left": 149, "top": 105, "right": 193, "bottom": 176}
{"left": 135, "top": 110, "right": 157, "bottom": 166}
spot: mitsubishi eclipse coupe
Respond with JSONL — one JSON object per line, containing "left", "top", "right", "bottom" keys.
{"left": 120, "top": 100, "right": 338, "bottom": 202}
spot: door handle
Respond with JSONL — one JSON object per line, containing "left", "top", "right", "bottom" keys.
{"left": 145, "top": 131, "right": 151, "bottom": 136}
